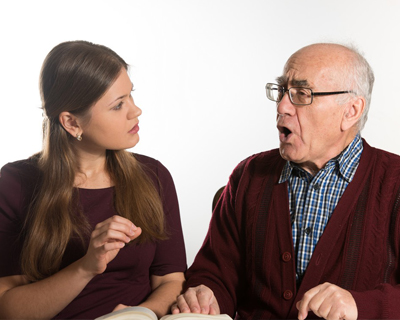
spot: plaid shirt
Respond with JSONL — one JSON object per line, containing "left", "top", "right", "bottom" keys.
{"left": 279, "top": 134, "right": 363, "bottom": 282}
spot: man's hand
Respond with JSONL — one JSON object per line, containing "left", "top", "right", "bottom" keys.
{"left": 171, "top": 285, "right": 220, "bottom": 315}
{"left": 296, "top": 282, "right": 358, "bottom": 320}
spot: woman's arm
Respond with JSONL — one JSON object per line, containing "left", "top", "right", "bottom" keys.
{"left": 0, "top": 261, "right": 94, "bottom": 319}
{"left": 139, "top": 272, "right": 185, "bottom": 318}
{"left": 0, "top": 215, "right": 141, "bottom": 319}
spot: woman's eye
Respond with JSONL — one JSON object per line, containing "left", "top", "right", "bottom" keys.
{"left": 113, "top": 102, "right": 123, "bottom": 110}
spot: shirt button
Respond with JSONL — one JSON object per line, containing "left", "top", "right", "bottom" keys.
{"left": 282, "top": 252, "right": 291, "bottom": 262}
{"left": 304, "top": 227, "right": 312, "bottom": 235}
{"left": 313, "top": 183, "right": 320, "bottom": 190}
{"left": 283, "top": 290, "right": 293, "bottom": 300}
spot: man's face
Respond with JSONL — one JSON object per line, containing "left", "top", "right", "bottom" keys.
{"left": 276, "top": 45, "right": 352, "bottom": 174}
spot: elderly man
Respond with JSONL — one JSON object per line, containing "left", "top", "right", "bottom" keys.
{"left": 172, "top": 43, "right": 400, "bottom": 320}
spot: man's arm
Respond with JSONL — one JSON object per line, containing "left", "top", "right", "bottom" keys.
{"left": 171, "top": 159, "right": 250, "bottom": 317}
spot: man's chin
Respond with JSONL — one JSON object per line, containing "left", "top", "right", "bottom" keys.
{"left": 279, "top": 146, "right": 303, "bottom": 163}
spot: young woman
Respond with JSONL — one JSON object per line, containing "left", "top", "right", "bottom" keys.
{"left": 0, "top": 41, "right": 186, "bottom": 319}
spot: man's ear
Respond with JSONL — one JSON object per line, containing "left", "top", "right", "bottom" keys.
{"left": 341, "top": 96, "right": 365, "bottom": 131}
{"left": 59, "top": 112, "right": 82, "bottom": 138}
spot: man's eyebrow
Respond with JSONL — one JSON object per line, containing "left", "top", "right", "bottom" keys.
{"left": 290, "top": 79, "right": 310, "bottom": 87}
{"left": 275, "top": 76, "right": 310, "bottom": 88}
{"left": 276, "top": 76, "right": 286, "bottom": 85}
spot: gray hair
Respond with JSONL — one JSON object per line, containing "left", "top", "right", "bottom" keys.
{"left": 337, "top": 44, "right": 375, "bottom": 131}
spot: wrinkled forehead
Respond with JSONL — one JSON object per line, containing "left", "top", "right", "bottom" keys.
{"left": 279, "top": 45, "right": 348, "bottom": 90}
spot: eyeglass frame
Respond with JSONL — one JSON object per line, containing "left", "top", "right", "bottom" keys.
{"left": 265, "top": 83, "right": 356, "bottom": 106}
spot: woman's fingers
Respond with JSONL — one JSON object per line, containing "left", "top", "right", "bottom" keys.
{"left": 93, "top": 215, "right": 138, "bottom": 240}
{"left": 82, "top": 215, "right": 142, "bottom": 275}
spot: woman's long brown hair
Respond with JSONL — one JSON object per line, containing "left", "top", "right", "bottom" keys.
{"left": 21, "top": 41, "right": 166, "bottom": 281}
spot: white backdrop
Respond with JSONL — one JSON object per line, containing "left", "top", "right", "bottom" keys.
{"left": 1, "top": 0, "right": 400, "bottom": 265}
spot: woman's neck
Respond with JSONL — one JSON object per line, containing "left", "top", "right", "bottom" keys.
{"left": 73, "top": 150, "right": 113, "bottom": 189}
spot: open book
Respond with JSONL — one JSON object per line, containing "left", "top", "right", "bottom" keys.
{"left": 96, "top": 306, "right": 233, "bottom": 320}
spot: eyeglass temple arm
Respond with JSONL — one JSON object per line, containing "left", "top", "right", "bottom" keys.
{"left": 313, "top": 91, "right": 354, "bottom": 96}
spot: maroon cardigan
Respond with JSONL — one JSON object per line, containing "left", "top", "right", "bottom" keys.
{"left": 185, "top": 140, "right": 400, "bottom": 319}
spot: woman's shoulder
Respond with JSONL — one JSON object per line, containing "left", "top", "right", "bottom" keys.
{"left": 133, "top": 153, "right": 160, "bottom": 166}
{"left": 1, "top": 156, "right": 40, "bottom": 184}
{"left": 133, "top": 153, "right": 170, "bottom": 175}
{"left": 132, "top": 153, "right": 175, "bottom": 187}
{"left": 0, "top": 156, "right": 41, "bottom": 221}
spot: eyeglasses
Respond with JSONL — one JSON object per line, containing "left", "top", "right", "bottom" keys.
{"left": 266, "top": 83, "right": 355, "bottom": 106}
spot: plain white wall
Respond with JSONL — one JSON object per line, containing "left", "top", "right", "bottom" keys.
{"left": 1, "top": 0, "right": 400, "bottom": 265}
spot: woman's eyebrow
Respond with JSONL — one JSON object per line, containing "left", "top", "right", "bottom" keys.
{"left": 107, "top": 83, "right": 134, "bottom": 107}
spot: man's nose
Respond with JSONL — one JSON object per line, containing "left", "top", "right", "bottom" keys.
{"left": 276, "top": 91, "right": 295, "bottom": 115}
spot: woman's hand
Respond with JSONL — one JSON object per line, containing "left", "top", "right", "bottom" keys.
{"left": 80, "top": 215, "right": 142, "bottom": 276}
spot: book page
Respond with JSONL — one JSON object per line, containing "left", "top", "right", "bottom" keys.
{"left": 95, "top": 306, "right": 157, "bottom": 320}
{"left": 161, "top": 314, "right": 232, "bottom": 320}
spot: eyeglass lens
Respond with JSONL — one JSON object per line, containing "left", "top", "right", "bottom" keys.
{"left": 266, "top": 84, "right": 312, "bottom": 105}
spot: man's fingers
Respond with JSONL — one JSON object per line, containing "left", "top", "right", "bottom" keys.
{"left": 176, "top": 290, "right": 199, "bottom": 313}
{"left": 209, "top": 301, "right": 220, "bottom": 315}
{"left": 297, "top": 283, "right": 357, "bottom": 320}
{"left": 196, "top": 286, "right": 214, "bottom": 314}
{"left": 173, "top": 285, "right": 218, "bottom": 315}
{"left": 297, "top": 286, "right": 320, "bottom": 320}
{"left": 171, "top": 303, "right": 181, "bottom": 314}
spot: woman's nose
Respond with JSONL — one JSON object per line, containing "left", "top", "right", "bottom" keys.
{"left": 128, "top": 99, "right": 142, "bottom": 119}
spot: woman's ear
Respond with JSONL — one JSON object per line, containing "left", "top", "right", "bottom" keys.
{"left": 341, "top": 96, "right": 365, "bottom": 132}
{"left": 59, "top": 112, "right": 82, "bottom": 139}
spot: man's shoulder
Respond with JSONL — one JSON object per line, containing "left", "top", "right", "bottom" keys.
{"left": 363, "top": 140, "right": 400, "bottom": 167}
{"left": 361, "top": 141, "right": 400, "bottom": 182}
{"left": 232, "top": 148, "right": 284, "bottom": 180}
{"left": 371, "top": 146, "right": 400, "bottom": 162}
{"left": 239, "top": 148, "right": 283, "bottom": 168}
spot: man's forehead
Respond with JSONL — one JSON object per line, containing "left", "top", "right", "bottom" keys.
{"left": 280, "top": 59, "right": 337, "bottom": 89}
{"left": 279, "top": 46, "right": 346, "bottom": 88}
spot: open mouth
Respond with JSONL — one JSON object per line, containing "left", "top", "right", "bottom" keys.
{"left": 279, "top": 126, "right": 292, "bottom": 138}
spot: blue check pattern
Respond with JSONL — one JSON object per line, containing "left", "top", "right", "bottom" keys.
{"left": 279, "top": 134, "right": 363, "bottom": 282}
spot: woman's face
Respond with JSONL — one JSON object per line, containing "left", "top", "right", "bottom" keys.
{"left": 77, "top": 68, "right": 142, "bottom": 153}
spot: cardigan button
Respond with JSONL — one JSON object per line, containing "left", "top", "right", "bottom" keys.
{"left": 283, "top": 290, "right": 293, "bottom": 300}
{"left": 282, "top": 252, "right": 291, "bottom": 262}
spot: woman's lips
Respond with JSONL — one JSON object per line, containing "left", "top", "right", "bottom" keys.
{"left": 128, "top": 124, "right": 139, "bottom": 134}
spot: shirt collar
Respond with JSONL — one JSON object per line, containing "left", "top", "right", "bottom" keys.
{"left": 279, "top": 134, "right": 363, "bottom": 184}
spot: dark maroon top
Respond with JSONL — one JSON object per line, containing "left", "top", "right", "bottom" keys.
{"left": 0, "top": 154, "right": 186, "bottom": 319}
